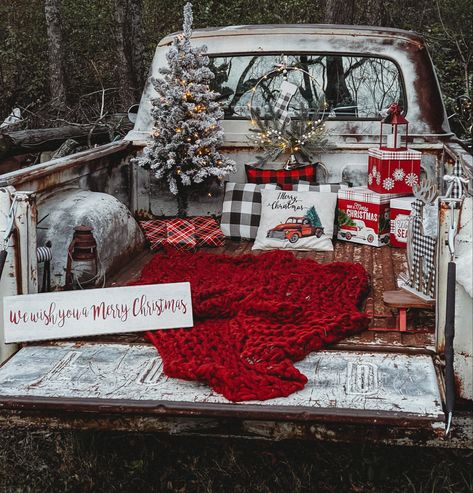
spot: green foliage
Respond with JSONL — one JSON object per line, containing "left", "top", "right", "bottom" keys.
{"left": 249, "top": 96, "right": 330, "bottom": 166}
{"left": 305, "top": 206, "right": 323, "bottom": 228}
{"left": 0, "top": 0, "right": 48, "bottom": 118}
{"left": 62, "top": 0, "right": 116, "bottom": 98}
{"left": 421, "top": 0, "right": 472, "bottom": 145}
{"left": 379, "top": 214, "right": 390, "bottom": 234}
{"left": 338, "top": 208, "right": 356, "bottom": 227}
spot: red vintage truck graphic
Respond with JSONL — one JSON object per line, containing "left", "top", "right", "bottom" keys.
{"left": 267, "top": 216, "right": 324, "bottom": 243}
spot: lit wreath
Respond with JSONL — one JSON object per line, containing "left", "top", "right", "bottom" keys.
{"left": 247, "top": 62, "right": 330, "bottom": 169}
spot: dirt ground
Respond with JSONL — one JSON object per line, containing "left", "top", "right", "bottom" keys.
{"left": 0, "top": 430, "right": 472, "bottom": 492}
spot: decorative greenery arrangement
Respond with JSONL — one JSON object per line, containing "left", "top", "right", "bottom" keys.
{"left": 305, "top": 206, "right": 323, "bottom": 229}
{"left": 246, "top": 65, "right": 330, "bottom": 168}
{"left": 249, "top": 102, "right": 330, "bottom": 167}
{"left": 132, "top": 2, "right": 235, "bottom": 216}
{"left": 337, "top": 208, "right": 356, "bottom": 228}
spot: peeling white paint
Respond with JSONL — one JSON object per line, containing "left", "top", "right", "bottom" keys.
{"left": 436, "top": 198, "right": 473, "bottom": 401}
{"left": 0, "top": 187, "right": 21, "bottom": 363}
{"left": 0, "top": 343, "right": 443, "bottom": 419}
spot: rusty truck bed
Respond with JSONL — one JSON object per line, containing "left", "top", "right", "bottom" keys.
{"left": 2, "top": 240, "right": 459, "bottom": 449}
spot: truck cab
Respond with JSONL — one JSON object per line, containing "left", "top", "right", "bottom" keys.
{"left": 0, "top": 24, "right": 471, "bottom": 448}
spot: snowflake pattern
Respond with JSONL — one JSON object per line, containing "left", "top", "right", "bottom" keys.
{"left": 393, "top": 167, "right": 405, "bottom": 181}
{"left": 368, "top": 173, "right": 373, "bottom": 185}
{"left": 405, "top": 173, "right": 419, "bottom": 187}
{"left": 383, "top": 177, "right": 395, "bottom": 190}
{"left": 376, "top": 172, "right": 381, "bottom": 185}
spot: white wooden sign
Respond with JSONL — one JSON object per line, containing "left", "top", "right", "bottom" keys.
{"left": 3, "top": 283, "right": 193, "bottom": 343}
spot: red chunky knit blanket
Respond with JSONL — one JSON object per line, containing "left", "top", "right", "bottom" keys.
{"left": 132, "top": 249, "right": 370, "bottom": 402}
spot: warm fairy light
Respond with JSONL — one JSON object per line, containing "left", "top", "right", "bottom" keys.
{"left": 175, "top": 128, "right": 182, "bottom": 133}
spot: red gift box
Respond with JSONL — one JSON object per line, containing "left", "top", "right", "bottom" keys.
{"left": 390, "top": 196, "right": 415, "bottom": 248}
{"left": 368, "top": 148, "right": 421, "bottom": 194}
{"left": 139, "top": 220, "right": 167, "bottom": 250}
{"left": 139, "top": 217, "right": 224, "bottom": 250}
{"left": 337, "top": 187, "right": 406, "bottom": 247}
{"left": 192, "top": 216, "right": 225, "bottom": 247}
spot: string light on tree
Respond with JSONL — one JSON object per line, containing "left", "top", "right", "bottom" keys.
{"left": 132, "top": 2, "right": 235, "bottom": 217}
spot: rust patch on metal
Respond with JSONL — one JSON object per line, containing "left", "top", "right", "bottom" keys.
{"left": 0, "top": 395, "right": 444, "bottom": 427}
{"left": 454, "top": 374, "right": 465, "bottom": 399}
{"left": 2, "top": 408, "right": 470, "bottom": 448}
{"left": 12, "top": 229, "right": 23, "bottom": 295}
{"left": 409, "top": 44, "right": 447, "bottom": 134}
{"left": 0, "top": 142, "right": 131, "bottom": 190}
{"left": 439, "top": 202, "right": 450, "bottom": 224}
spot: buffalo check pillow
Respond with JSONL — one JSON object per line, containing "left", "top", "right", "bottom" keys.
{"left": 221, "top": 182, "right": 279, "bottom": 240}
{"left": 253, "top": 189, "right": 338, "bottom": 251}
{"left": 245, "top": 164, "right": 317, "bottom": 190}
{"left": 292, "top": 180, "right": 350, "bottom": 192}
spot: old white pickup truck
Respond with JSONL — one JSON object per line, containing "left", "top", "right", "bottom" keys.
{"left": 0, "top": 24, "right": 471, "bottom": 448}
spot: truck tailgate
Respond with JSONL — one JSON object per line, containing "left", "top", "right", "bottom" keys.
{"left": 0, "top": 342, "right": 447, "bottom": 444}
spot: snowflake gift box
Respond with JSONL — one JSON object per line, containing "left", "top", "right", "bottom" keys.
{"left": 337, "top": 187, "right": 406, "bottom": 247}
{"left": 367, "top": 148, "right": 421, "bottom": 194}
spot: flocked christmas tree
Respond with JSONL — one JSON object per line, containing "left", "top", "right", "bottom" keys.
{"left": 133, "top": 2, "right": 235, "bottom": 217}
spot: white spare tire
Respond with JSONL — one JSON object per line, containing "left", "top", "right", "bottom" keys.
{"left": 36, "top": 189, "right": 144, "bottom": 290}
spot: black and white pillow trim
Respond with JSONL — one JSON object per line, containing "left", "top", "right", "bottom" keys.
{"left": 220, "top": 183, "right": 279, "bottom": 240}
{"left": 292, "top": 181, "right": 350, "bottom": 192}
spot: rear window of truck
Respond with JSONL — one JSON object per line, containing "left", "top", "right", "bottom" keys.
{"left": 209, "top": 54, "right": 406, "bottom": 120}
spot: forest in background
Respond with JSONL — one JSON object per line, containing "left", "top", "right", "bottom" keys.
{"left": 0, "top": 0, "right": 471, "bottom": 143}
